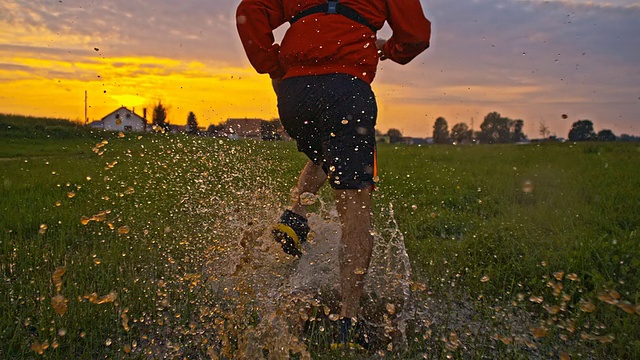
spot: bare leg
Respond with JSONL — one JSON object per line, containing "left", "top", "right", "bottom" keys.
{"left": 336, "top": 187, "right": 373, "bottom": 319}
{"left": 291, "top": 160, "right": 327, "bottom": 217}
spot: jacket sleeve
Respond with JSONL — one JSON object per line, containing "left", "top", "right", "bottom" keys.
{"left": 382, "top": 0, "right": 431, "bottom": 65}
{"left": 236, "top": 0, "right": 287, "bottom": 79}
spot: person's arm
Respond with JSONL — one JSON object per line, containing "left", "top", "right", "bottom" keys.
{"left": 381, "top": 0, "right": 431, "bottom": 64}
{"left": 236, "top": 0, "right": 286, "bottom": 79}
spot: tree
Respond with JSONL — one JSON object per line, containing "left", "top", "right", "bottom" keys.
{"left": 568, "top": 120, "right": 596, "bottom": 141}
{"left": 152, "top": 101, "right": 169, "bottom": 131}
{"left": 433, "top": 117, "right": 450, "bottom": 144}
{"left": 597, "top": 129, "right": 616, "bottom": 142}
{"left": 539, "top": 121, "right": 551, "bottom": 139}
{"left": 207, "top": 124, "right": 224, "bottom": 136}
{"left": 512, "top": 119, "right": 527, "bottom": 142}
{"left": 186, "top": 111, "right": 198, "bottom": 134}
{"left": 386, "top": 128, "right": 403, "bottom": 143}
{"left": 261, "top": 119, "right": 281, "bottom": 141}
{"left": 478, "top": 112, "right": 511, "bottom": 144}
{"left": 450, "top": 122, "right": 473, "bottom": 144}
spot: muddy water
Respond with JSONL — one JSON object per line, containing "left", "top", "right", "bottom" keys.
{"left": 201, "top": 196, "right": 416, "bottom": 359}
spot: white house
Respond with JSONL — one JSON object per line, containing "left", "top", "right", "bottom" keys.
{"left": 89, "top": 107, "right": 147, "bottom": 132}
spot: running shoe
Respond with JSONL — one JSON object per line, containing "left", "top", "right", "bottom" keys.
{"left": 331, "top": 317, "right": 369, "bottom": 351}
{"left": 272, "top": 210, "right": 309, "bottom": 257}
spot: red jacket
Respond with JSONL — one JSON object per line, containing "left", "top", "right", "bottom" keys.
{"left": 236, "top": 0, "right": 431, "bottom": 84}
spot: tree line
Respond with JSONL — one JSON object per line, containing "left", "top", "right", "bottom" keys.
{"left": 152, "top": 101, "right": 637, "bottom": 143}
{"left": 383, "top": 111, "right": 636, "bottom": 144}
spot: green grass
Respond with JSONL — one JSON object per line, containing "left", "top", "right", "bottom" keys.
{"left": 1, "top": 119, "right": 639, "bottom": 359}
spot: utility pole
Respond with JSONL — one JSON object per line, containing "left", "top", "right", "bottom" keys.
{"left": 84, "top": 90, "right": 88, "bottom": 125}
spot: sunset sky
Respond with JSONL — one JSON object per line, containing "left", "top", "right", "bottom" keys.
{"left": 1, "top": 0, "right": 639, "bottom": 138}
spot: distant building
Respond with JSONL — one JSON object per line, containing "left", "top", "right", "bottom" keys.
{"left": 89, "top": 106, "right": 147, "bottom": 132}
{"left": 223, "top": 118, "right": 263, "bottom": 139}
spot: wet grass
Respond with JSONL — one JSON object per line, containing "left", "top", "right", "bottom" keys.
{"left": 1, "top": 130, "right": 639, "bottom": 359}
{"left": 377, "top": 142, "right": 640, "bottom": 359}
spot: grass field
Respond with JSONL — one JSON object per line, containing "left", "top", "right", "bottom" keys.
{"left": 1, "top": 115, "right": 639, "bottom": 359}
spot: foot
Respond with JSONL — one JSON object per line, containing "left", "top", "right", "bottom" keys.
{"left": 272, "top": 210, "right": 309, "bottom": 257}
{"left": 331, "top": 317, "right": 369, "bottom": 351}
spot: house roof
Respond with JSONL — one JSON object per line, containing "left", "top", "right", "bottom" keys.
{"left": 101, "top": 106, "right": 146, "bottom": 123}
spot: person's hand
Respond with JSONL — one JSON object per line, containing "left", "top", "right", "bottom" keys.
{"left": 271, "top": 78, "right": 282, "bottom": 96}
{"left": 376, "top": 38, "right": 388, "bottom": 61}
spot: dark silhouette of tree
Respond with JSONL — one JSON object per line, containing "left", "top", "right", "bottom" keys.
{"left": 478, "top": 112, "right": 512, "bottom": 144}
{"left": 539, "top": 121, "right": 551, "bottom": 139}
{"left": 186, "top": 111, "right": 199, "bottom": 134}
{"left": 620, "top": 134, "right": 640, "bottom": 142}
{"left": 386, "top": 128, "right": 403, "bottom": 143}
{"left": 568, "top": 120, "right": 596, "bottom": 141}
{"left": 450, "top": 122, "right": 473, "bottom": 144}
{"left": 512, "top": 119, "right": 527, "bottom": 142}
{"left": 433, "top": 117, "right": 450, "bottom": 144}
{"left": 207, "top": 124, "right": 224, "bottom": 136}
{"left": 152, "top": 101, "right": 169, "bottom": 131}
{"left": 260, "top": 119, "right": 281, "bottom": 141}
{"left": 597, "top": 129, "right": 616, "bottom": 141}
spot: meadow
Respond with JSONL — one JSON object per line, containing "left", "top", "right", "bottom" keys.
{"left": 1, "top": 115, "right": 639, "bottom": 359}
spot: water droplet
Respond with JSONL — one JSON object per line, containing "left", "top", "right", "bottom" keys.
{"left": 52, "top": 267, "right": 65, "bottom": 292}
{"left": 31, "top": 340, "right": 48, "bottom": 355}
{"left": 529, "top": 295, "right": 544, "bottom": 304}
{"left": 386, "top": 303, "right": 396, "bottom": 315}
{"left": 597, "top": 289, "right": 621, "bottom": 305}
{"left": 299, "top": 192, "right": 317, "bottom": 206}
{"left": 616, "top": 301, "right": 635, "bottom": 314}
{"left": 51, "top": 294, "right": 68, "bottom": 316}
{"left": 553, "top": 271, "right": 564, "bottom": 281}
{"left": 566, "top": 273, "right": 580, "bottom": 282}
{"left": 530, "top": 326, "right": 548, "bottom": 339}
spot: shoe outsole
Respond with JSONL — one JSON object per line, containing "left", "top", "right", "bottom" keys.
{"left": 273, "top": 210, "right": 309, "bottom": 257}
{"left": 272, "top": 224, "right": 302, "bottom": 257}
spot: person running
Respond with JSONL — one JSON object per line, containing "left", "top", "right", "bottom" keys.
{"left": 236, "top": 0, "right": 431, "bottom": 346}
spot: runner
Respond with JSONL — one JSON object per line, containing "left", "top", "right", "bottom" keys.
{"left": 236, "top": 0, "right": 431, "bottom": 346}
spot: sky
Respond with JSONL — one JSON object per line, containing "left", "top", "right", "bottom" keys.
{"left": 0, "top": 0, "right": 639, "bottom": 138}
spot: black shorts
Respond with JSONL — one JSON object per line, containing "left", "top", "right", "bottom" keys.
{"left": 277, "top": 74, "right": 377, "bottom": 190}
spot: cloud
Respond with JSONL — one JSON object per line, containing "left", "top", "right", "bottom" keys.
{"left": 0, "top": 0, "right": 638, "bottom": 136}
{"left": 0, "top": 0, "right": 244, "bottom": 63}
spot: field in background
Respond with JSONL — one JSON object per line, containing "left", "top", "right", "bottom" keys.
{"left": 1, "top": 116, "right": 639, "bottom": 359}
